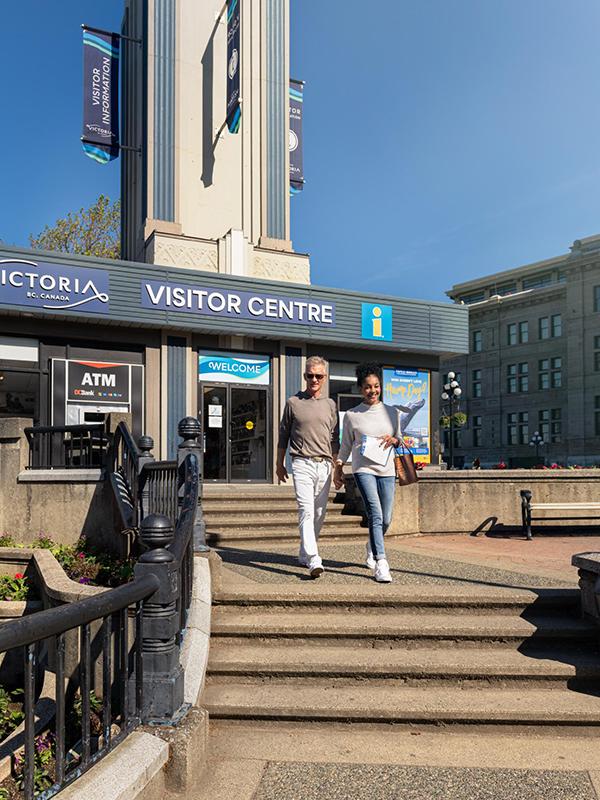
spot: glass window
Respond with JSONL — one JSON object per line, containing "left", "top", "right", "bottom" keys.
{"left": 472, "top": 369, "right": 482, "bottom": 398}
{"left": 596, "top": 397, "right": 600, "bottom": 436}
{"left": 523, "top": 273, "right": 552, "bottom": 290}
{"left": 0, "top": 370, "right": 38, "bottom": 419}
{"left": 507, "top": 412, "right": 517, "bottom": 445}
{"left": 538, "top": 317, "right": 549, "bottom": 340}
{"left": 518, "top": 362, "right": 528, "bottom": 392}
{"left": 538, "top": 409, "right": 550, "bottom": 442}
{"left": 460, "top": 292, "right": 486, "bottom": 305}
{"left": 472, "top": 415, "right": 482, "bottom": 447}
{"left": 551, "top": 357, "right": 562, "bottom": 388}
{"left": 518, "top": 411, "right": 529, "bottom": 444}
{"left": 551, "top": 408, "right": 561, "bottom": 443}
{"left": 551, "top": 314, "right": 562, "bottom": 337}
{"left": 594, "top": 335, "right": 600, "bottom": 371}
{"left": 506, "top": 364, "right": 517, "bottom": 394}
{"left": 519, "top": 321, "right": 529, "bottom": 343}
{"left": 595, "top": 286, "right": 600, "bottom": 313}
{"left": 507, "top": 324, "right": 517, "bottom": 346}
{"left": 538, "top": 359, "right": 549, "bottom": 390}
{"left": 472, "top": 330, "right": 482, "bottom": 352}
{"left": 496, "top": 283, "right": 517, "bottom": 297}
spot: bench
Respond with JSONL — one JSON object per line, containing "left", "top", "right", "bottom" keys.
{"left": 520, "top": 490, "right": 600, "bottom": 540}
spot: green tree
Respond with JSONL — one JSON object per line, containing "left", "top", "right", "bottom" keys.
{"left": 29, "top": 194, "right": 120, "bottom": 259}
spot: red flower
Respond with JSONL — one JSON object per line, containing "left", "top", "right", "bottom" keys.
{"left": 14, "top": 573, "right": 24, "bottom": 580}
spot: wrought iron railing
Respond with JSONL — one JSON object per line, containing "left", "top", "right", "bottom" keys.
{"left": 24, "top": 424, "right": 110, "bottom": 470}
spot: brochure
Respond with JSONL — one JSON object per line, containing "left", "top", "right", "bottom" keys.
{"left": 360, "top": 434, "right": 392, "bottom": 467}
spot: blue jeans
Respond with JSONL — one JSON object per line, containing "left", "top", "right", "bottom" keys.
{"left": 354, "top": 472, "right": 396, "bottom": 560}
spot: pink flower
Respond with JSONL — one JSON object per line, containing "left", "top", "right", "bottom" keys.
{"left": 14, "top": 573, "right": 24, "bottom": 580}
{"left": 77, "top": 553, "right": 85, "bottom": 560}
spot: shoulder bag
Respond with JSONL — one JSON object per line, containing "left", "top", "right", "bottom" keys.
{"left": 395, "top": 439, "right": 418, "bottom": 486}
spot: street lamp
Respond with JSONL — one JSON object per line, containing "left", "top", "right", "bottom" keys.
{"left": 441, "top": 371, "right": 462, "bottom": 470}
{"left": 529, "top": 430, "right": 545, "bottom": 464}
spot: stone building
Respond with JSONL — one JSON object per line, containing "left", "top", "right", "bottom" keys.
{"left": 442, "top": 234, "right": 600, "bottom": 467}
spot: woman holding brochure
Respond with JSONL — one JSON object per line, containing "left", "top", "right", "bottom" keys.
{"left": 333, "top": 363, "right": 405, "bottom": 583}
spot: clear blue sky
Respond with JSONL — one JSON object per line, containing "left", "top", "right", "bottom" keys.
{"left": 2, "top": 1, "right": 600, "bottom": 302}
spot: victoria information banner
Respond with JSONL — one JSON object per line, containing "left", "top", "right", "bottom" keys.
{"left": 226, "top": 0, "right": 241, "bottom": 133}
{"left": 82, "top": 26, "right": 120, "bottom": 164}
{"left": 289, "top": 80, "right": 304, "bottom": 194}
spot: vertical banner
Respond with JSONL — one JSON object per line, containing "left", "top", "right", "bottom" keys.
{"left": 383, "top": 368, "right": 431, "bottom": 463}
{"left": 82, "top": 26, "right": 120, "bottom": 164}
{"left": 226, "top": 0, "right": 241, "bottom": 133}
{"left": 289, "top": 80, "right": 304, "bottom": 195}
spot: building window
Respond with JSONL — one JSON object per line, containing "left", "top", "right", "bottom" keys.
{"left": 507, "top": 323, "right": 517, "bottom": 346}
{"left": 539, "top": 317, "right": 549, "bottom": 340}
{"left": 551, "top": 314, "right": 562, "bottom": 337}
{"left": 551, "top": 357, "right": 562, "bottom": 388}
{"left": 594, "top": 336, "right": 600, "bottom": 372}
{"left": 595, "top": 286, "right": 600, "bottom": 313}
{"left": 538, "top": 409, "right": 549, "bottom": 442}
{"left": 472, "top": 415, "right": 482, "bottom": 447}
{"left": 519, "top": 321, "right": 529, "bottom": 343}
{"left": 523, "top": 273, "right": 552, "bottom": 290}
{"left": 518, "top": 362, "right": 529, "bottom": 392}
{"left": 507, "top": 364, "right": 517, "bottom": 394}
{"left": 596, "top": 397, "right": 600, "bottom": 436}
{"left": 551, "top": 408, "right": 561, "bottom": 443}
{"left": 461, "top": 292, "right": 486, "bottom": 305}
{"left": 472, "top": 330, "right": 482, "bottom": 352}
{"left": 507, "top": 412, "right": 517, "bottom": 445}
{"left": 472, "top": 369, "right": 482, "bottom": 398}
{"left": 518, "top": 412, "right": 529, "bottom": 444}
{"left": 538, "top": 359, "right": 549, "bottom": 390}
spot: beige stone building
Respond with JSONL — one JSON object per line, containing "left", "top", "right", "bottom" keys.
{"left": 443, "top": 234, "right": 600, "bottom": 467}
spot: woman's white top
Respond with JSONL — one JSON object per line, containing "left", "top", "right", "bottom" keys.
{"left": 338, "top": 401, "right": 401, "bottom": 477}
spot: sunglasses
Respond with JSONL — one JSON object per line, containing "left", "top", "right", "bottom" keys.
{"left": 305, "top": 373, "right": 325, "bottom": 381}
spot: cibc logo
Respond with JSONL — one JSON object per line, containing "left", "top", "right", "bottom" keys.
{"left": 0, "top": 258, "right": 110, "bottom": 314}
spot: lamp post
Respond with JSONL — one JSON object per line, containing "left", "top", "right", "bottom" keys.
{"left": 441, "top": 371, "right": 462, "bottom": 470}
{"left": 529, "top": 430, "right": 545, "bottom": 465}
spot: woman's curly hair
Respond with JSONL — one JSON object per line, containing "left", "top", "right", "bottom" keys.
{"left": 355, "top": 362, "right": 383, "bottom": 388}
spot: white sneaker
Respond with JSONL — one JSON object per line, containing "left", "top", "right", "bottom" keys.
{"left": 308, "top": 556, "right": 324, "bottom": 578}
{"left": 298, "top": 553, "right": 309, "bottom": 567}
{"left": 365, "top": 545, "right": 376, "bottom": 570}
{"left": 373, "top": 558, "right": 392, "bottom": 583}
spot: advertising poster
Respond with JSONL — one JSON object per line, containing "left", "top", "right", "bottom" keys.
{"left": 82, "top": 27, "right": 120, "bottom": 163}
{"left": 289, "top": 80, "right": 304, "bottom": 194}
{"left": 382, "top": 368, "right": 430, "bottom": 463}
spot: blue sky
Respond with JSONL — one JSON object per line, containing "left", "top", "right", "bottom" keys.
{"left": 2, "top": 1, "right": 600, "bottom": 302}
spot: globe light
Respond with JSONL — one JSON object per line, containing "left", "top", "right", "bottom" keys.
{"left": 450, "top": 381, "right": 459, "bottom": 389}
{"left": 447, "top": 371, "right": 455, "bottom": 380}
{"left": 453, "top": 387, "right": 462, "bottom": 397}
{"left": 444, "top": 383, "right": 451, "bottom": 391}
{"left": 441, "top": 392, "right": 449, "bottom": 401}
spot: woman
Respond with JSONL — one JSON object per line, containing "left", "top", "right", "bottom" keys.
{"left": 333, "top": 363, "right": 402, "bottom": 583}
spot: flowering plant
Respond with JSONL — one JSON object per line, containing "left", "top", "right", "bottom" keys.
{"left": 414, "top": 461, "right": 426, "bottom": 471}
{"left": 0, "top": 573, "right": 28, "bottom": 601}
{"left": 494, "top": 461, "right": 507, "bottom": 470}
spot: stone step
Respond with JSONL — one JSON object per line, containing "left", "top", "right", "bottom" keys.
{"left": 205, "top": 514, "right": 362, "bottom": 529}
{"left": 206, "top": 642, "right": 600, "bottom": 687}
{"left": 213, "top": 586, "right": 580, "bottom": 615}
{"left": 201, "top": 682, "right": 600, "bottom": 726}
{"left": 206, "top": 527, "right": 366, "bottom": 545}
{"left": 203, "top": 502, "right": 352, "bottom": 515}
{"left": 211, "top": 608, "right": 596, "bottom": 647}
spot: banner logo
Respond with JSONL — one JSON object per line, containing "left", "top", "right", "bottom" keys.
{"left": 226, "top": 0, "right": 241, "bottom": 133}
{"left": 361, "top": 303, "right": 393, "bottom": 341}
{"left": 0, "top": 259, "right": 110, "bottom": 314}
{"left": 82, "top": 27, "right": 120, "bottom": 164}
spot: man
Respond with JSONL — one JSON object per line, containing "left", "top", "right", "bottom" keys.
{"left": 276, "top": 356, "right": 339, "bottom": 578}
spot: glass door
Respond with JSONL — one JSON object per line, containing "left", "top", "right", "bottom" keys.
{"left": 201, "top": 384, "right": 269, "bottom": 482}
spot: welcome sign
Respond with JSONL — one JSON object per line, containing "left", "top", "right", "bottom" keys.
{"left": 0, "top": 258, "right": 110, "bottom": 314}
{"left": 199, "top": 353, "right": 270, "bottom": 385}
{"left": 142, "top": 280, "right": 335, "bottom": 327}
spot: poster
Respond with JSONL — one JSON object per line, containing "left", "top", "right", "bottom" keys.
{"left": 383, "top": 368, "right": 430, "bottom": 463}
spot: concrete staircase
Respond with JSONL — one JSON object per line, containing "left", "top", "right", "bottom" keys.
{"left": 202, "top": 485, "right": 364, "bottom": 546}
{"left": 202, "top": 585, "right": 600, "bottom": 729}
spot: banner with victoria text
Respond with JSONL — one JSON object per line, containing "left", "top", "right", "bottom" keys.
{"left": 82, "top": 26, "right": 120, "bottom": 164}
{"left": 226, "top": 0, "right": 241, "bottom": 133}
{"left": 289, "top": 80, "right": 304, "bottom": 194}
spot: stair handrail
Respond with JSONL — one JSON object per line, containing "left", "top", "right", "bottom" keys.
{"left": 109, "top": 422, "right": 143, "bottom": 530}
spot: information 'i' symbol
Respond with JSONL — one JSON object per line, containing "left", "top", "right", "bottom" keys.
{"left": 372, "top": 306, "right": 383, "bottom": 338}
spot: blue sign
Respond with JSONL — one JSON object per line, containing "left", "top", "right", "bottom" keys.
{"left": 226, "top": 0, "right": 241, "bottom": 133}
{"left": 361, "top": 303, "right": 392, "bottom": 341}
{"left": 82, "top": 27, "right": 120, "bottom": 164}
{"left": 0, "top": 258, "right": 110, "bottom": 314}
{"left": 142, "top": 280, "right": 335, "bottom": 327}
{"left": 199, "top": 353, "right": 270, "bottom": 385}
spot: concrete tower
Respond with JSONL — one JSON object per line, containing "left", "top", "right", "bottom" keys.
{"left": 121, "top": 0, "right": 310, "bottom": 283}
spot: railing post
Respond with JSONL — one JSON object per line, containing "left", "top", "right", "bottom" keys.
{"left": 134, "top": 513, "right": 185, "bottom": 723}
{"left": 177, "top": 417, "right": 208, "bottom": 551}
{"left": 137, "top": 435, "right": 155, "bottom": 523}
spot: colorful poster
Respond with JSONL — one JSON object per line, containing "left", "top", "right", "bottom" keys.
{"left": 289, "top": 80, "right": 304, "bottom": 194}
{"left": 226, "top": 0, "right": 241, "bottom": 133}
{"left": 82, "top": 27, "right": 120, "bottom": 163}
{"left": 383, "top": 368, "right": 430, "bottom": 462}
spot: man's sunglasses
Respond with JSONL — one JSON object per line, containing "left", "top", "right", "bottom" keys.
{"left": 305, "top": 373, "right": 325, "bottom": 381}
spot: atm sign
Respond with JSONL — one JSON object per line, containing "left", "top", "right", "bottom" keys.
{"left": 67, "top": 361, "right": 130, "bottom": 403}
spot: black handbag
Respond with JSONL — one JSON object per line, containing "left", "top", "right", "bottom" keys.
{"left": 394, "top": 440, "right": 418, "bottom": 486}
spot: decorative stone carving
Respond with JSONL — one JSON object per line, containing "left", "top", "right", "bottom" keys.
{"left": 147, "top": 235, "right": 219, "bottom": 272}
{"left": 252, "top": 251, "right": 310, "bottom": 285}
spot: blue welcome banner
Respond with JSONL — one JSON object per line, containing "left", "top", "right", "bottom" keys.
{"left": 289, "top": 80, "right": 304, "bottom": 195}
{"left": 199, "top": 354, "right": 270, "bottom": 385}
{"left": 226, "top": 0, "right": 241, "bottom": 133}
{"left": 82, "top": 26, "right": 120, "bottom": 164}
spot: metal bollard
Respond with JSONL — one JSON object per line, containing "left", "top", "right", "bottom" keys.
{"left": 177, "top": 417, "right": 208, "bottom": 551}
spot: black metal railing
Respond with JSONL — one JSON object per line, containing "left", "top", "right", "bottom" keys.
{"left": 24, "top": 424, "right": 111, "bottom": 470}
{"left": 139, "top": 460, "right": 178, "bottom": 522}
{"left": 0, "top": 574, "right": 158, "bottom": 800}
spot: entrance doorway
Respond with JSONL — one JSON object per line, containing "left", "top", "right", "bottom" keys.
{"left": 201, "top": 384, "right": 269, "bottom": 482}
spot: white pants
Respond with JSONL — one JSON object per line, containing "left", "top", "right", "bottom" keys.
{"left": 291, "top": 458, "right": 332, "bottom": 561}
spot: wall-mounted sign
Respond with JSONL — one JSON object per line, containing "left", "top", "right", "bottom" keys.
{"left": 362, "top": 303, "right": 393, "bottom": 341}
{"left": 383, "top": 368, "right": 430, "bottom": 463}
{"left": 199, "top": 353, "right": 270, "bottom": 386}
{"left": 143, "top": 281, "right": 335, "bottom": 327}
{"left": 67, "top": 361, "right": 130, "bottom": 403}
{"left": 0, "top": 258, "right": 110, "bottom": 314}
